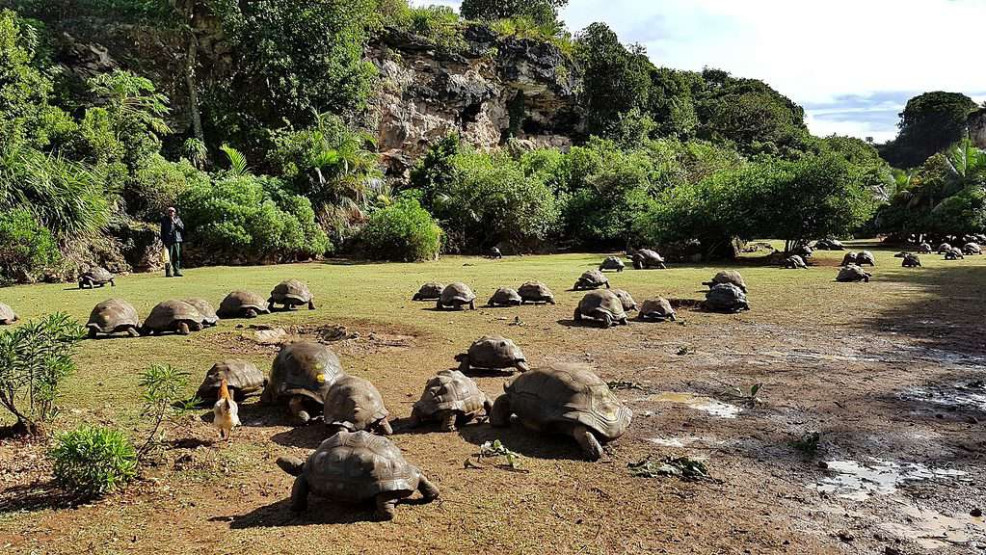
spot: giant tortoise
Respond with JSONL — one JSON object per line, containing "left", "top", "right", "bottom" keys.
{"left": 945, "top": 247, "right": 965, "bottom": 261}
{"left": 0, "top": 303, "right": 17, "bottom": 325}
{"left": 261, "top": 341, "right": 345, "bottom": 423}
{"left": 268, "top": 279, "right": 316, "bottom": 311}
{"left": 276, "top": 431, "right": 439, "bottom": 520}
{"left": 518, "top": 281, "right": 555, "bottom": 305}
{"left": 412, "top": 283, "right": 445, "bottom": 302}
{"left": 631, "top": 249, "right": 666, "bottom": 270}
{"left": 964, "top": 243, "right": 982, "bottom": 255}
{"left": 409, "top": 370, "right": 491, "bottom": 432}
{"left": 86, "top": 299, "right": 140, "bottom": 338}
{"left": 855, "top": 251, "right": 876, "bottom": 266}
{"left": 574, "top": 290, "right": 629, "bottom": 328}
{"left": 783, "top": 255, "right": 808, "bottom": 269}
{"left": 573, "top": 269, "right": 610, "bottom": 291}
{"left": 638, "top": 298, "right": 677, "bottom": 322}
{"left": 902, "top": 253, "right": 922, "bottom": 268}
{"left": 918, "top": 242, "right": 933, "bottom": 254}
{"left": 599, "top": 256, "right": 625, "bottom": 272}
{"left": 841, "top": 252, "right": 858, "bottom": 266}
{"left": 196, "top": 360, "right": 267, "bottom": 402}
{"left": 436, "top": 283, "right": 476, "bottom": 311}
{"left": 140, "top": 300, "right": 203, "bottom": 336}
{"left": 456, "top": 336, "right": 529, "bottom": 373}
{"left": 323, "top": 375, "right": 392, "bottom": 435}
{"left": 704, "top": 283, "right": 750, "bottom": 313}
{"left": 490, "top": 364, "right": 632, "bottom": 460}
{"left": 836, "top": 265, "right": 872, "bottom": 283}
{"left": 78, "top": 267, "right": 115, "bottom": 289}
{"left": 183, "top": 298, "right": 219, "bottom": 327}
{"left": 938, "top": 242, "right": 953, "bottom": 254}
{"left": 702, "top": 270, "right": 747, "bottom": 293}
{"left": 217, "top": 290, "right": 271, "bottom": 319}
{"left": 611, "top": 289, "right": 638, "bottom": 312}
{"left": 487, "top": 287, "right": 522, "bottom": 307}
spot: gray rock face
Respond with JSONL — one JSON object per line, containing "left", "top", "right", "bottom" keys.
{"left": 368, "top": 25, "right": 582, "bottom": 178}
{"left": 971, "top": 109, "right": 986, "bottom": 150}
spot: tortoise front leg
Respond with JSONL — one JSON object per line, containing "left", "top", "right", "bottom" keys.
{"left": 439, "top": 410, "right": 457, "bottom": 432}
{"left": 289, "top": 396, "right": 311, "bottom": 423}
{"left": 290, "top": 475, "right": 309, "bottom": 512}
{"left": 483, "top": 399, "right": 493, "bottom": 421}
{"left": 375, "top": 494, "right": 399, "bottom": 521}
{"left": 377, "top": 418, "right": 394, "bottom": 436}
{"left": 572, "top": 424, "right": 604, "bottom": 461}
{"left": 469, "top": 300, "right": 475, "bottom": 310}
{"left": 417, "top": 475, "right": 440, "bottom": 501}
{"left": 308, "top": 300, "right": 316, "bottom": 310}
{"left": 177, "top": 322, "right": 190, "bottom": 335}
{"left": 407, "top": 406, "right": 422, "bottom": 428}
{"left": 489, "top": 396, "right": 512, "bottom": 427}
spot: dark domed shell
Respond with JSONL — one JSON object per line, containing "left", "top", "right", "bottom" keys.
{"left": 576, "top": 290, "right": 627, "bottom": 324}
{"left": 574, "top": 269, "right": 609, "bottom": 290}
{"left": 323, "top": 375, "right": 389, "bottom": 432}
{"left": 196, "top": 360, "right": 266, "bottom": 400}
{"left": 413, "top": 283, "right": 445, "bottom": 301}
{"left": 488, "top": 287, "right": 522, "bottom": 306}
{"left": 599, "top": 256, "right": 625, "bottom": 271}
{"left": 86, "top": 299, "right": 140, "bottom": 334}
{"left": 639, "top": 298, "right": 675, "bottom": 321}
{"left": 704, "top": 271, "right": 747, "bottom": 292}
{"left": 270, "top": 279, "right": 314, "bottom": 305}
{"left": 414, "top": 370, "right": 489, "bottom": 418}
{"left": 262, "top": 342, "right": 344, "bottom": 404}
{"left": 704, "top": 283, "right": 750, "bottom": 312}
{"left": 440, "top": 283, "right": 476, "bottom": 305}
{"left": 183, "top": 298, "right": 219, "bottom": 326}
{"left": 460, "top": 336, "right": 527, "bottom": 371}
{"left": 302, "top": 431, "right": 421, "bottom": 503}
{"left": 217, "top": 290, "right": 270, "bottom": 318}
{"left": 836, "top": 265, "right": 870, "bottom": 282}
{"left": 518, "top": 281, "right": 554, "bottom": 303}
{"left": 143, "top": 300, "right": 202, "bottom": 331}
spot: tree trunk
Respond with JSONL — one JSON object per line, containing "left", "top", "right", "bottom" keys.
{"left": 185, "top": 35, "right": 204, "bottom": 144}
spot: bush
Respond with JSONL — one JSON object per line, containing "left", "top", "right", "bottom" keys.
{"left": 50, "top": 425, "right": 138, "bottom": 499}
{"left": 178, "top": 175, "right": 331, "bottom": 264}
{"left": 360, "top": 197, "right": 442, "bottom": 261}
{"left": 0, "top": 209, "right": 61, "bottom": 284}
{"left": 128, "top": 155, "right": 209, "bottom": 221}
{"left": 0, "top": 313, "right": 84, "bottom": 436}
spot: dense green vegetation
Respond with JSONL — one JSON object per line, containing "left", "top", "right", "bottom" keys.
{"left": 0, "top": 2, "right": 982, "bottom": 283}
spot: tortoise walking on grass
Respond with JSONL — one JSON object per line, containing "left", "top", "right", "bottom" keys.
{"left": 518, "top": 281, "right": 555, "bottom": 304}
{"left": 938, "top": 243, "right": 952, "bottom": 254}
{"left": 836, "top": 265, "right": 872, "bottom": 283}
{"left": 183, "top": 298, "right": 219, "bottom": 328}
{"left": 964, "top": 243, "right": 982, "bottom": 255}
{"left": 704, "top": 284, "right": 750, "bottom": 313}
{"left": 783, "top": 255, "right": 808, "bottom": 269}
{"left": 323, "top": 376, "right": 393, "bottom": 435}
{"left": 412, "top": 283, "right": 445, "bottom": 302}
{"left": 276, "top": 431, "right": 439, "bottom": 520}
{"left": 490, "top": 364, "right": 632, "bottom": 461}
{"left": 573, "top": 269, "right": 610, "bottom": 291}
{"left": 217, "top": 290, "right": 271, "bottom": 319}
{"left": 631, "top": 249, "right": 666, "bottom": 270}
{"left": 86, "top": 299, "right": 140, "bottom": 338}
{"left": 902, "top": 253, "right": 922, "bottom": 268}
{"left": 78, "top": 267, "right": 115, "bottom": 289}
{"left": 141, "top": 300, "right": 203, "bottom": 336}
{"left": 436, "top": 283, "right": 476, "bottom": 311}
{"left": 574, "top": 290, "right": 629, "bottom": 328}
{"left": 945, "top": 247, "right": 965, "bottom": 261}
{"left": 841, "top": 252, "right": 858, "bottom": 266}
{"left": 702, "top": 270, "right": 748, "bottom": 293}
{"left": 456, "top": 336, "right": 529, "bottom": 373}
{"left": 409, "top": 370, "right": 491, "bottom": 432}
{"left": 0, "top": 303, "right": 19, "bottom": 325}
{"left": 638, "top": 298, "right": 677, "bottom": 322}
{"left": 196, "top": 360, "right": 267, "bottom": 402}
{"left": 487, "top": 287, "right": 522, "bottom": 307}
{"left": 268, "top": 279, "right": 316, "bottom": 311}
{"left": 855, "top": 251, "right": 876, "bottom": 266}
{"left": 261, "top": 342, "right": 345, "bottom": 423}
{"left": 599, "top": 256, "right": 625, "bottom": 272}
{"left": 488, "top": 247, "right": 503, "bottom": 259}
{"left": 611, "top": 289, "right": 638, "bottom": 312}
{"left": 918, "top": 242, "right": 933, "bottom": 254}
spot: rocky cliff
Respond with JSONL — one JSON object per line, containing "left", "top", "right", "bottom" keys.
{"left": 971, "top": 109, "right": 986, "bottom": 150}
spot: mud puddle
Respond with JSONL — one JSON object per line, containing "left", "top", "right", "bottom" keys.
{"left": 900, "top": 381, "right": 986, "bottom": 413}
{"left": 647, "top": 435, "right": 724, "bottom": 448}
{"left": 881, "top": 502, "right": 986, "bottom": 549}
{"left": 810, "top": 459, "right": 969, "bottom": 501}
{"left": 632, "top": 392, "right": 741, "bottom": 418}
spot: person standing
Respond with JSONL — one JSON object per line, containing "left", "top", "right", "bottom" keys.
{"left": 161, "top": 207, "right": 185, "bottom": 277}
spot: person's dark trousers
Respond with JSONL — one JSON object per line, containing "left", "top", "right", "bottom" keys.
{"left": 167, "top": 242, "right": 183, "bottom": 276}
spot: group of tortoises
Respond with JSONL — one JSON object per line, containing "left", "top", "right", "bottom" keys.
{"left": 80, "top": 280, "right": 317, "bottom": 338}
{"left": 206, "top": 335, "right": 631, "bottom": 520}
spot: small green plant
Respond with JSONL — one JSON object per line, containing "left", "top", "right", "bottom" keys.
{"left": 628, "top": 456, "right": 710, "bottom": 481}
{"left": 790, "top": 432, "right": 822, "bottom": 456}
{"left": 0, "top": 313, "right": 84, "bottom": 436}
{"left": 721, "top": 383, "right": 764, "bottom": 407}
{"left": 607, "top": 380, "right": 645, "bottom": 392}
{"left": 50, "top": 424, "right": 138, "bottom": 499}
{"left": 478, "top": 439, "right": 523, "bottom": 470}
{"left": 137, "top": 364, "right": 194, "bottom": 458}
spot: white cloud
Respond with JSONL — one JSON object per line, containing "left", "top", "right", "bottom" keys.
{"left": 410, "top": 0, "right": 986, "bottom": 140}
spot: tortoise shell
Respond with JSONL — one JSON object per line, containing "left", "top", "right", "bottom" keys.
{"left": 964, "top": 243, "right": 982, "bottom": 255}
{"left": 196, "top": 360, "right": 267, "bottom": 401}
{"left": 269, "top": 279, "right": 314, "bottom": 307}
{"left": 599, "top": 256, "right": 625, "bottom": 272}
{"left": 80, "top": 267, "right": 114, "bottom": 287}
{"left": 300, "top": 431, "right": 422, "bottom": 503}
{"left": 841, "top": 252, "right": 858, "bottom": 266}
{"left": 855, "top": 251, "right": 876, "bottom": 266}
{"left": 575, "top": 290, "right": 628, "bottom": 326}
{"left": 705, "top": 283, "right": 750, "bottom": 312}
{"left": 836, "top": 265, "right": 871, "bottom": 282}
{"left": 438, "top": 283, "right": 476, "bottom": 308}
{"left": 323, "top": 375, "right": 389, "bottom": 432}
{"left": 86, "top": 299, "right": 140, "bottom": 336}
{"left": 500, "top": 364, "right": 631, "bottom": 441}
{"left": 217, "top": 290, "right": 270, "bottom": 318}
{"left": 183, "top": 298, "right": 219, "bottom": 326}
{"left": 0, "top": 303, "right": 19, "bottom": 325}
{"left": 142, "top": 300, "right": 202, "bottom": 333}
{"left": 517, "top": 281, "right": 555, "bottom": 304}
{"left": 632, "top": 249, "right": 666, "bottom": 269}
{"left": 704, "top": 270, "right": 747, "bottom": 292}
{"left": 459, "top": 336, "right": 527, "bottom": 371}
{"left": 413, "top": 370, "right": 489, "bottom": 420}
{"left": 902, "top": 253, "right": 922, "bottom": 268}
{"left": 574, "top": 269, "right": 609, "bottom": 291}
{"left": 610, "top": 289, "right": 638, "bottom": 312}
{"left": 784, "top": 255, "right": 807, "bottom": 269}
{"left": 262, "top": 342, "right": 344, "bottom": 405}
{"left": 487, "top": 287, "right": 522, "bottom": 307}
{"left": 639, "top": 298, "right": 676, "bottom": 321}
{"left": 412, "top": 283, "right": 445, "bottom": 301}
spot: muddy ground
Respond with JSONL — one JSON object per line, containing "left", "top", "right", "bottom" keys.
{"left": 1, "top": 246, "right": 984, "bottom": 554}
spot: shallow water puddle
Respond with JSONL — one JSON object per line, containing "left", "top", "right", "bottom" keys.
{"left": 900, "top": 383, "right": 986, "bottom": 413}
{"left": 646, "top": 435, "right": 721, "bottom": 448}
{"left": 881, "top": 503, "right": 986, "bottom": 549}
{"left": 633, "top": 392, "right": 741, "bottom": 418}
{"left": 810, "top": 459, "right": 969, "bottom": 501}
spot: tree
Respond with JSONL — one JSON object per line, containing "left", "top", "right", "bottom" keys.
{"left": 86, "top": 70, "right": 172, "bottom": 174}
{"left": 0, "top": 9, "right": 57, "bottom": 152}
{"left": 881, "top": 92, "right": 978, "bottom": 168}
{"left": 460, "top": 0, "right": 567, "bottom": 28}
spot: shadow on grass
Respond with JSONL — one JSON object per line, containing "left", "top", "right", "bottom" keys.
{"left": 456, "top": 422, "right": 588, "bottom": 461}
{"left": 270, "top": 422, "right": 329, "bottom": 449}
{"left": 219, "top": 497, "right": 382, "bottom": 528}
{"left": 0, "top": 482, "right": 76, "bottom": 513}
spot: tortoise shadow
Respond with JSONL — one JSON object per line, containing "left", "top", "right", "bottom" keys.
{"left": 220, "top": 498, "right": 382, "bottom": 528}
{"left": 456, "top": 423, "right": 589, "bottom": 461}
{"left": 230, "top": 401, "right": 302, "bottom": 429}
{"left": 269, "top": 422, "right": 330, "bottom": 449}
{"left": 556, "top": 319, "right": 608, "bottom": 329}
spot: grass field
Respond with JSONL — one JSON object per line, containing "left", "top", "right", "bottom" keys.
{"left": 1, "top": 243, "right": 985, "bottom": 554}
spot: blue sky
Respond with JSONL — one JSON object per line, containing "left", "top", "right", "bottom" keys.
{"left": 411, "top": 0, "right": 986, "bottom": 143}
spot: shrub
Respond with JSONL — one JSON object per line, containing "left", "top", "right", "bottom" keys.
{"left": 0, "top": 313, "right": 84, "bottom": 436}
{"left": 360, "top": 197, "right": 442, "bottom": 261}
{"left": 137, "top": 364, "right": 194, "bottom": 458}
{"left": 0, "top": 208, "right": 61, "bottom": 284}
{"left": 178, "top": 175, "right": 330, "bottom": 264}
{"left": 128, "top": 155, "right": 209, "bottom": 221}
{"left": 50, "top": 425, "right": 138, "bottom": 499}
